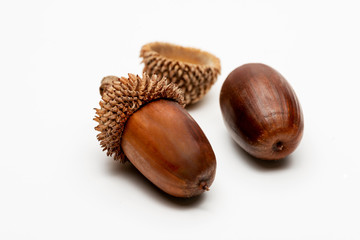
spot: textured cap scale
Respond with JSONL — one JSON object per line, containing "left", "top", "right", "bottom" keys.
{"left": 94, "top": 73, "right": 184, "bottom": 162}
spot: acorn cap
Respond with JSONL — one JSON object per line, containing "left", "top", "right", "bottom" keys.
{"left": 94, "top": 73, "right": 185, "bottom": 162}
{"left": 140, "top": 42, "right": 221, "bottom": 106}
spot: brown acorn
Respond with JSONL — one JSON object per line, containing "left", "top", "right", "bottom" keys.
{"left": 220, "top": 63, "right": 304, "bottom": 160}
{"left": 94, "top": 74, "right": 216, "bottom": 198}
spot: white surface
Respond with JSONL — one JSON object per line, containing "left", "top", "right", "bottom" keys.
{"left": 1, "top": 0, "right": 360, "bottom": 239}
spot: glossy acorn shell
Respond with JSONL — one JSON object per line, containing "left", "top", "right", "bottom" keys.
{"left": 220, "top": 63, "right": 304, "bottom": 160}
{"left": 121, "top": 99, "right": 216, "bottom": 198}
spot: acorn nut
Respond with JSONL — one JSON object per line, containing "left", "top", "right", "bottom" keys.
{"left": 220, "top": 63, "right": 304, "bottom": 160}
{"left": 94, "top": 74, "right": 216, "bottom": 198}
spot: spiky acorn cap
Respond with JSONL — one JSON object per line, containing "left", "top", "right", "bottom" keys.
{"left": 94, "top": 73, "right": 185, "bottom": 162}
{"left": 140, "top": 42, "right": 221, "bottom": 106}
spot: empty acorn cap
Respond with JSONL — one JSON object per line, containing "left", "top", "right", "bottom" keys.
{"left": 94, "top": 73, "right": 185, "bottom": 162}
{"left": 140, "top": 42, "right": 221, "bottom": 106}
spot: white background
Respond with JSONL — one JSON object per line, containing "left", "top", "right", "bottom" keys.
{"left": 1, "top": 0, "right": 360, "bottom": 239}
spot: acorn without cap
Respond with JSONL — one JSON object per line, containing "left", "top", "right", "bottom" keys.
{"left": 220, "top": 63, "right": 304, "bottom": 160}
{"left": 94, "top": 74, "right": 216, "bottom": 198}
{"left": 140, "top": 42, "right": 221, "bottom": 106}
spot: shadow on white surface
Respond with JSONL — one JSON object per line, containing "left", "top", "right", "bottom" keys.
{"left": 185, "top": 93, "right": 212, "bottom": 112}
{"left": 230, "top": 138, "right": 293, "bottom": 171}
{"left": 105, "top": 160, "right": 207, "bottom": 208}
{"left": 186, "top": 100, "right": 208, "bottom": 112}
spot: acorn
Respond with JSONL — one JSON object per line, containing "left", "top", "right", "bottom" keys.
{"left": 220, "top": 63, "right": 304, "bottom": 160}
{"left": 94, "top": 74, "right": 216, "bottom": 198}
{"left": 140, "top": 42, "right": 221, "bottom": 105}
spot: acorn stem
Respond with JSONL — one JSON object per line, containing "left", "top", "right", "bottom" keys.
{"left": 200, "top": 181, "right": 210, "bottom": 191}
{"left": 273, "top": 141, "right": 284, "bottom": 152}
{"left": 99, "top": 76, "right": 118, "bottom": 96}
